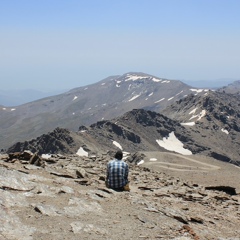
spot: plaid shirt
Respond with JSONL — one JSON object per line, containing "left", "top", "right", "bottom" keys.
{"left": 107, "top": 159, "right": 129, "bottom": 189}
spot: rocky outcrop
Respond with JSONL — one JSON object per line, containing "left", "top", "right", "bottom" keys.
{"left": 7, "top": 128, "right": 75, "bottom": 155}
{"left": 0, "top": 151, "right": 239, "bottom": 239}
{"left": 161, "top": 91, "right": 240, "bottom": 165}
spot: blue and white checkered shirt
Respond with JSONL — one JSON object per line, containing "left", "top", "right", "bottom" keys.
{"left": 107, "top": 158, "right": 129, "bottom": 189}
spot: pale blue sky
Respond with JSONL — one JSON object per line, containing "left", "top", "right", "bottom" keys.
{"left": 1, "top": 0, "right": 240, "bottom": 90}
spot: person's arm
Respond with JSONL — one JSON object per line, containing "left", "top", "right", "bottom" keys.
{"left": 125, "top": 164, "right": 129, "bottom": 182}
{"left": 106, "top": 163, "right": 109, "bottom": 187}
{"left": 106, "top": 163, "right": 109, "bottom": 180}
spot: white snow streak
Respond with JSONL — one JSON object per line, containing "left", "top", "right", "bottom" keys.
{"left": 155, "top": 98, "right": 165, "bottom": 103}
{"left": 189, "top": 115, "right": 198, "bottom": 120}
{"left": 175, "top": 90, "right": 183, "bottom": 96}
{"left": 168, "top": 97, "right": 174, "bottom": 101}
{"left": 197, "top": 110, "right": 206, "bottom": 120}
{"left": 190, "top": 89, "right": 208, "bottom": 93}
{"left": 11, "top": 108, "right": 16, "bottom": 111}
{"left": 152, "top": 77, "right": 162, "bottom": 82}
{"left": 113, "top": 141, "right": 123, "bottom": 150}
{"left": 190, "top": 89, "right": 203, "bottom": 93}
{"left": 129, "top": 94, "right": 141, "bottom": 102}
{"left": 148, "top": 92, "right": 153, "bottom": 96}
{"left": 156, "top": 131, "right": 192, "bottom": 155}
{"left": 125, "top": 75, "right": 147, "bottom": 81}
{"left": 189, "top": 108, "right": 198, "bottom": 115}
{"left": 181, "top": 122, "right": 196, "bottom": 126}
{"left": 73, "top": 96, "right": 78, "bottom": 101}
{"left": 161, "top": 80, "right": 170, "bottom": 83}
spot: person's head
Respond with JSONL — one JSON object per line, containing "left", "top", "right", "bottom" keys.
{"left": 115, "top": 150, "right": 123, "bottom": 160}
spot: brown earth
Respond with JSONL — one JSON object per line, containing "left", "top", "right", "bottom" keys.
{"left": 141, "top": 152, "right": 240, "bottom": 193}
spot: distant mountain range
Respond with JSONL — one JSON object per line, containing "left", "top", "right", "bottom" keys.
{"left": 0, "top": 73, "right": 240, "bottom": 165}
{"left": 3, "top": 73, "right": 240, "bottom": 167}
{"left": 0, "top": 72, "right": 209, "bottom": 149}
{"left": 1, "top": 76, "right": 238, "bottom": 107}
{"left": 0, "top": 89, "right": 67, "bottom": 106}
{"left": 217, "top": 80, "right": 240, "bottom": 94}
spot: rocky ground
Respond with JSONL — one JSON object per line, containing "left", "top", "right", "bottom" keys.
{"left": 0, "top": 151, "right": 240, "bottom": 240}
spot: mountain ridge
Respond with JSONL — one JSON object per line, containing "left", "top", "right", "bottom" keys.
{"left": 0, "top": 72, "right": 208, "bottom": 149}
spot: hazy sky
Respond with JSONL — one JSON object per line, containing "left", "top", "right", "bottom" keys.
{"left": 1, "top": 0, "right": 240, "bottom": 91}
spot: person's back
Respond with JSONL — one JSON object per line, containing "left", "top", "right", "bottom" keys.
{"left": 106, "top": 150, "right": 129, "bottom": 191}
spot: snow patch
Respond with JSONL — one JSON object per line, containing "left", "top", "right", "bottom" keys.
{"left": 156, "top": 131, "right": 192, "bottom": 155}
{"left": 191, "top": 88, "right": 208, "bottom": 93}
{"left": 113, "top": 141, "right": 123, "bottom": 150}
{"left": 42, "top": 154, "right": 52, "bottom": 159}
{"left": 123, "top": 151, "right": 130, "bottom": 160}
{"left": 189, "top": 115, "right": 198, "bottom": 120}
{"left": 161, "top": 80, "right": 170, "bottom": 83}
{"left": 181, "top": 122, "right": 196, "bottom": 126}
{"left": 101, "top": 83, "right": 106, "bottom": 85}
{"left": 175, "top": 90, "right": 183, "bottom": 96}
{"left": 189, "top": 108, "right": 198, "bottom": 115}
{"left": 148, "top": 92, "right": 153, "bottom": 96}
{"left": 221, "top": 128, "right": 229, "bottom": 134}
{"left": 129, "top": 94, "right": 141, "bottom": 102}
{"left": 150, "top": 158, "right": 157, "bottom": 161}
{"left": 197, "top": 110, "right": 206, "bottom": 120}
{"left": 125, "top": 74, "right": 147, "bottom": 82}
{"left": 168, "top": 97, "right": 174, "bottom": 101}
{"left": 137, "top": 160, "right": 144, "bottom": 165}
{"left": 73, "top": 96, "right": 78, "bottom": 101}
{"left": 152, "top": 77, "right": 162, "bottom": 82}
{"left": 155, "top": 98, "right": 165, "bottom": 103}
{"left": 11, "top": 108, "right": 16, "bottom": 111}
{"left": 76, "top": 147, "right": 88, "bottom": 157}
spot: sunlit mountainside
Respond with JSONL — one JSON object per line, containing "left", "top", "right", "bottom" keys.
{"left": 0, "top": 72, "right": 209, "bottom": 149}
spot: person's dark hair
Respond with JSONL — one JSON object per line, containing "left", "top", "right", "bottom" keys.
{"left": 115, "top": 150, "right": 123, "bottom": 160}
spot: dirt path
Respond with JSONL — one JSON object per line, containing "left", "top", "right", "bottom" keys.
{"left": 142, "top": 152, "right": 220, "bottom": 172}
{"left": 139, "top": 151, "right": 240, "bottom": 192}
